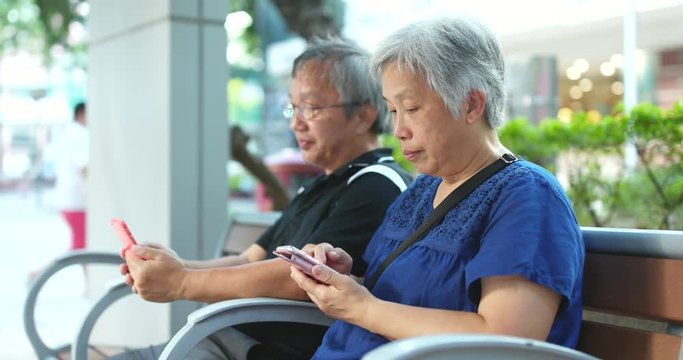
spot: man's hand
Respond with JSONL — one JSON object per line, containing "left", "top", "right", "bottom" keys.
{"left": 124, "top": 245, "right": 188, "bottom": 302}
{"left": 119, "top": 243, "right": 181, "bottom": 288}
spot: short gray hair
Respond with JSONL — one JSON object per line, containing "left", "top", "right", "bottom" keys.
{"left": 293, "top": 38, "right": 387, "bottom": 134}
{"left": 371, "top": 17, "right": 505, "bottom": 128}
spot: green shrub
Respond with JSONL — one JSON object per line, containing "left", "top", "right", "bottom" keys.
{"left": 498, "top": 101, "right": 683, "bottom": 230}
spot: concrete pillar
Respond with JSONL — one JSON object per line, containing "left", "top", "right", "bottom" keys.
{"left": 88, "top": 0, "right": 228, "bottom": 345}
{"left": 506, "top": 55, "right": 558, "bottom": 123}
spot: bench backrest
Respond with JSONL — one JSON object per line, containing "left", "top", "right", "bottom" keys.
{"left": 217, "top": 211, "right": 281, "bottom": 257}
{"left": 578, "top": 227, "right": 683, "bottom": 360}
{"left": 215, "top": 220, "right": 683, "bottom": 359}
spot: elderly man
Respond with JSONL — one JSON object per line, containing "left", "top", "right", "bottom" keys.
{"left": 114, "top": 38, "right": 412, "bottom": 360}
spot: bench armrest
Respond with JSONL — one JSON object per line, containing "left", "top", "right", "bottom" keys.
{"left": 582, "top": 226, "right": 683, "bottom": 258}
{"left": 362, "top": 334, "right": 598, "bottom": 360}
{"left": 23, "top": 250, "right": 123, "bottom": 359}
{"left": 159, "top": 298, "right": 334, "bottom": 360}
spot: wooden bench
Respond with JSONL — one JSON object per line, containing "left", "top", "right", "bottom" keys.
{"left": 160, "top": 226, "right": 683, "bottom": 360}
{"left": 579, "top": 227, "right": 683, "bottom": 360}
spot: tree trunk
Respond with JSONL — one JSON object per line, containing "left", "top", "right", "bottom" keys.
{"left": 230, "top": 125, "right": 290, "bottom": 211}
{"left": 271, "top": 0, "right": 341, "bottom": 40}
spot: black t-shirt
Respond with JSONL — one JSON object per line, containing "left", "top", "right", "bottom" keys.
{"left": 256, "top": 148, "right": 412, "bottom": 276}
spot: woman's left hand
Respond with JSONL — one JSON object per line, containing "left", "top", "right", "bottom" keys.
{"left": 290, "top": 263, "right": 375, "bottom": 323}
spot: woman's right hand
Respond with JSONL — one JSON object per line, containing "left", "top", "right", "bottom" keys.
{"left": 305, "top": 242, "right": 353, "bottom": 275}
{"left": 290, "top": 261, "right": 375, "bottom": 324}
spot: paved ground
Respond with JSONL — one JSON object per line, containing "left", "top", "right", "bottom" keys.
{"left": 0, "top": 188, "right": 90, "bottom": 359}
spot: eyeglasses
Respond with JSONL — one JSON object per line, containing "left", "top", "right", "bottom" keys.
{"left": 281, "top": 101, "right": 365, "bottom": 121}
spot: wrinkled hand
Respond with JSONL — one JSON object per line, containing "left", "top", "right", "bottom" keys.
{"left": 119, "top": 243, "right": 180, "bottom": 288}
{"left": 307, "top": 243, "right": 353, "bottom": 275}
{"left": 123, "top": 245, "right": 188, "bottom": 302}
{"left": 290, "top": 261, "right": 374, "bottom": 323}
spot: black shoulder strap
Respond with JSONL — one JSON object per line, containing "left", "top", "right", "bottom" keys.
{"left": 366, "top": 153, "right": 518, "bottom": 291}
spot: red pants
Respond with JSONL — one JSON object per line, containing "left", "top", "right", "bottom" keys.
{"left": 62, "top": 211, "right": 86, "bottom": 250}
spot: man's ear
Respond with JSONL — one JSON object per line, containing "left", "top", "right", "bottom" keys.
{"left": 464, "top": 90, "right": 486, "bottom": 125}
{"left": 354, "top": 104, "right": 379, "bottom": 134}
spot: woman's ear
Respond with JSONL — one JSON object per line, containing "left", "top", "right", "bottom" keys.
{"left": 354, "top": 104, "right": 379, "bottom": 134}
{"left": 465, "top": 90, "right": 486, "bottom": 124}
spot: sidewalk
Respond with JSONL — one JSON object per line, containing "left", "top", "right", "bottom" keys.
{"left": 0, "top": 188, "right": 89, "bottom": 359}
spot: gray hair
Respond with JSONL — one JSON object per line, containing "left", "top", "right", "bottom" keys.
{"left": 292, "top": 38, "right": 387, "bottom": 134}
{"left": 371, "top": 17, "right": 506, "bottom": 128}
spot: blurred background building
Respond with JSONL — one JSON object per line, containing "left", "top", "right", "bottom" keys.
{"left": 229, "top": 0, "right": 683, "bottom": 207}
{"left": 2, "top": 0, "right": 683, "bottom": 196}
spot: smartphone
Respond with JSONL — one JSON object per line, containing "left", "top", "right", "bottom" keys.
{"left": 110, "top": 218, "right": 137, "bottom": 257}
{"left": 273, "top": 245, "right": 322, "bottom": 277}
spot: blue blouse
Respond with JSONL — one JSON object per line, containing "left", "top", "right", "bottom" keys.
{"left": 312, "top": 160, "right": 585, "bottom": 360}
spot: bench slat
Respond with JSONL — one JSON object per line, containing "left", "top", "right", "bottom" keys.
{"left": 584, "top": 253, "right": 683, "bottom": 322}
{"left": 578, "top": 321, "right": 682, "bottom": 360}
{"left": 222, "top": 223, "right": 271, "bottom": 255}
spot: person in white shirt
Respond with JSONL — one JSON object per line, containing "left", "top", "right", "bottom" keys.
{"left": 52, "top": 102, "right": 89, "bottom": 250}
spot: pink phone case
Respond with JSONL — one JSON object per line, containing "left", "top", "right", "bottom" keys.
{"left": 273, "top": 245, "right": 321, "bottom": 277}
{"left": 110, "top": 219, "right": 137, "bottom": 258}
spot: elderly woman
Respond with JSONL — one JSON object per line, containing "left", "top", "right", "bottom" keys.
{"left": 289, "top": 17, "right": 584, "bottom": 359}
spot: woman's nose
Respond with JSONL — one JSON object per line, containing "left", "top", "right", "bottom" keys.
{"left": 393, "top": 115, "right": 409, "bottom": 141}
